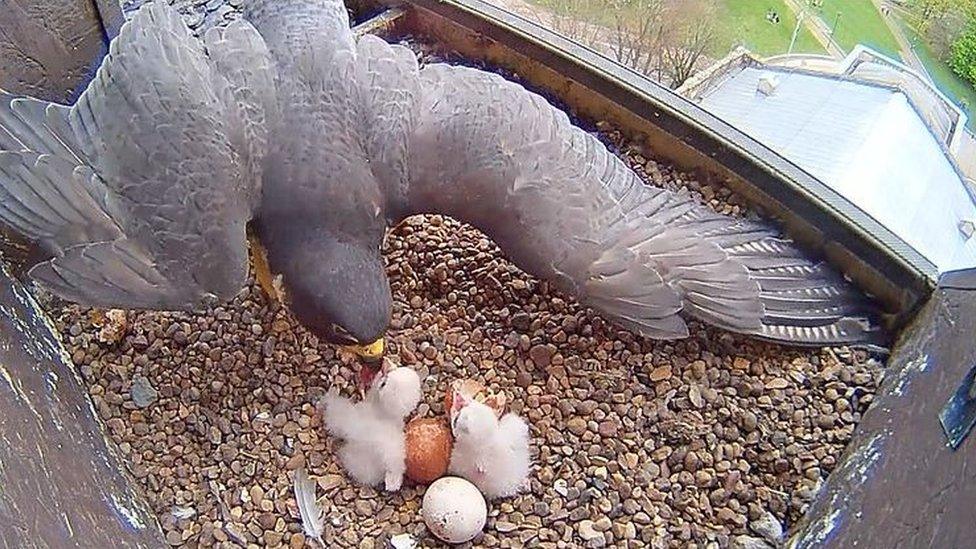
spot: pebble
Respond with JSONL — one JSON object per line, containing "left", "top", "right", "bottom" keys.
{"left": 598, "top": 420, "right": 618, "bottom": 437}
{"left": 528, "top": 344, "right": 553, "bottom": 367}
{"left": 533, "top": 501, "right": 550, "bottom": 516}
{"left": 318, "top": 474, "right": 343, "bottom": 492}
{"left": 354, "top": 500, "right": 372, "bottom": 516}
{"left": 578, "top": 520, "right": 603, "bottom": 542}
{"left": 249, "top": 485, "right": 265, "bottom": 506}
{"left": 819, "top": 413, "right": 838, "bottom": 429}
{"left": 741, "top": 410, "right": 759, "bottom": 432}
{"left": 643, "top": 462, "right": 661, "bottom": 479}
{"left": 130, "top": 375, "right": 158, "bottom": 408}
{"left": 495, "top": 521, "right": 518, "bottom": 533}
{"left": 732, "top": 535, "right": 774, "bottom": 549}
{"left": 749, "top": 511, "right": 784, "bottom": 543}
{"left": 389, "top": 534, "right": 417, "bottom": 549}
{"left": 567, "top": 417, "right": 587, "bottom": 435}
{"left": 285, "top": 453, "right": 305, "bottom": 470}
{"left": 765, "top": 378, "right": 790, "bottom": 390}
{"left": 649, "top": 365, "right": 672, "bottom": 382}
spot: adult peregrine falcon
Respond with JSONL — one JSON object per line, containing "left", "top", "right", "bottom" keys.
{"left": 0, "top": 0, "right": 878, "bottom": 362}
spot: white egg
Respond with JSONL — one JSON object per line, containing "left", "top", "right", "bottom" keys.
{"left": 421, "top": 477, "right": 487, "bottom": 544}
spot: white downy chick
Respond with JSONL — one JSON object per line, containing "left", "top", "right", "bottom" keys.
{"left": 448, "top": 397, "right": 531, "bottom": 499}
{"left": 321, "top": 367, "right": 422, "bottom": 491}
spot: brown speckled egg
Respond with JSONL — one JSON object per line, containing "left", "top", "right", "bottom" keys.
{"left": 405, "top": 418, "right": 453, "bottom": 484}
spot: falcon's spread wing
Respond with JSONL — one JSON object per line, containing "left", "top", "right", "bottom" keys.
{"left": 353, "top": 46, "right": 879, "bottom": 345}
{"left": 0, "top": 3, "right": 276, "bottom": 310}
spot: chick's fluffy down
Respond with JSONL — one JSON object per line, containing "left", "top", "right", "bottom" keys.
{"left": 449, "top": 400, "right": 531, "bottom": 499}
{"left": 321, "top": 367, "right": 421, "bottom": 491}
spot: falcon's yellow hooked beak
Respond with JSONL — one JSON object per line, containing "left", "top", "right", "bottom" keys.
{"left": 343, "top": 337, "right": 385, "bottom": 362}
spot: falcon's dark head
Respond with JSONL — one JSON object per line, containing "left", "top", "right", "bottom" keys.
{"left": 272, "top": 231, "right": 391, "bottom": 353}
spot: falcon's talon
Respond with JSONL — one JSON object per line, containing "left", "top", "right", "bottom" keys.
{"left": 249, "top": 233, "right": 280, "bottom": 302}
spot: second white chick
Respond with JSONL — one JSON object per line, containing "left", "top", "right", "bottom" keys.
{"left": 448, "top": 398, "right": 531, "bottom": 499}
{"left": 321, "top": 367, "right": 422, "bottom": 491}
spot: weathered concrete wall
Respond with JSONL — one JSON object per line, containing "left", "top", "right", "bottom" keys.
{"left": 0, "top": 0, "right": 118, "bottom": 103}
{"left": 0, "top": 261, "right": 164, "bottom": 548}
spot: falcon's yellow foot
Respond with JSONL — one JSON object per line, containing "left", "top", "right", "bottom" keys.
{"left": 248, "top": 231, "right": 282, "bottom": 303}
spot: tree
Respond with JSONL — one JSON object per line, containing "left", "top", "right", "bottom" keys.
{"left": 658, "top": 1, "right": 717, "bottom": 87}
{"left": 905, "top": 0, "right": 976, "bottom": 75}
{"left": 606, "top": 0, "right": 668, "bottom": 78}
{"left": 950, "top": 21, "right": 976, "bottom": 86}
{"left": 537, "top": 0, "right": 606, "bottom": 55}
{"left": 926, "top": 6, "right": 970, "bottom": 58}
{"left": 531, "top": 0, "right": 717, "bottom": 88}
{"left": 910, "top": 0, "right": 954, "bottom": 31}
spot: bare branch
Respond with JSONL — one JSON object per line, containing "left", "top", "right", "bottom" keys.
{"left": 524, "top": 0, "right": 717, "bottom": 88}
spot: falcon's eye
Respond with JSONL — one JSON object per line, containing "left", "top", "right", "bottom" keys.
{"left": 329, "top": 323, "right": 359, "bottom": 345}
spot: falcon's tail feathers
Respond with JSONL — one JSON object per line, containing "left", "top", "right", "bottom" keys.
{"left": 692, "top": 214, "right": 884, "bottom": 346}
{"left": 752, "top": 263, "right": 883, "bottom": 346}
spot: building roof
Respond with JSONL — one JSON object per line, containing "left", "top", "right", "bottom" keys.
{"left": 696, "top": 63, "right": 976, "bottom": 273}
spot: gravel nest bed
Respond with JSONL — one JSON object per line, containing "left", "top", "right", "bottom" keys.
{"left": 49, "top": 29, "right": 884, "bottom": 549}
{"left": 51, "top": 150, "right": 884, "bottom": 549}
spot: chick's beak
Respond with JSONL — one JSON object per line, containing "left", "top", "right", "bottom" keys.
{"left": 353, "top": 347, "right": 392, "bottom": 400}
{"left": 343, "top": 337, "right": 385, "bottom": 362}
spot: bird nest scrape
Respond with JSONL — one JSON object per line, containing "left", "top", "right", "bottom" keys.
{"left": 51, "top": 118, "right": 885, "bottom": 547}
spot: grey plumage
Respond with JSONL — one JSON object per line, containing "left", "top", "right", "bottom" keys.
{"left": 0, "top": 2, "right": 273, "bottom": 309}
{"left": 0, "top": 0, "right": 879, "bottom": 347}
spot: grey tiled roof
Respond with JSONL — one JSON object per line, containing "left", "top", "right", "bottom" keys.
{"left": 699, "top": 66, "right": 976, "bottom": 272}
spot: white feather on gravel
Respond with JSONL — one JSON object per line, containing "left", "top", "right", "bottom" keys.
{"left": 293, "top": 468, "right": 326, "bottom": 546}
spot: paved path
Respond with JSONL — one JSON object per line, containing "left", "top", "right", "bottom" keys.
{"left": 782, "top": 0, "right": 845, "bottom": 58}
{"left": 873, "top": 1, "right": 931, "bottom": 79}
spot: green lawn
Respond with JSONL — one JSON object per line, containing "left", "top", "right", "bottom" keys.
{"left": 713, "top": 0, "right": 826, "bottom": 57}
{"left": 813, "top": 0, "right": 902, "bottom": 59}
{"left": 896, "top": 19, "right": 976, "bottom": 130}
{"left": 529, "top": 0, "right": 826, "bottom": 58}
